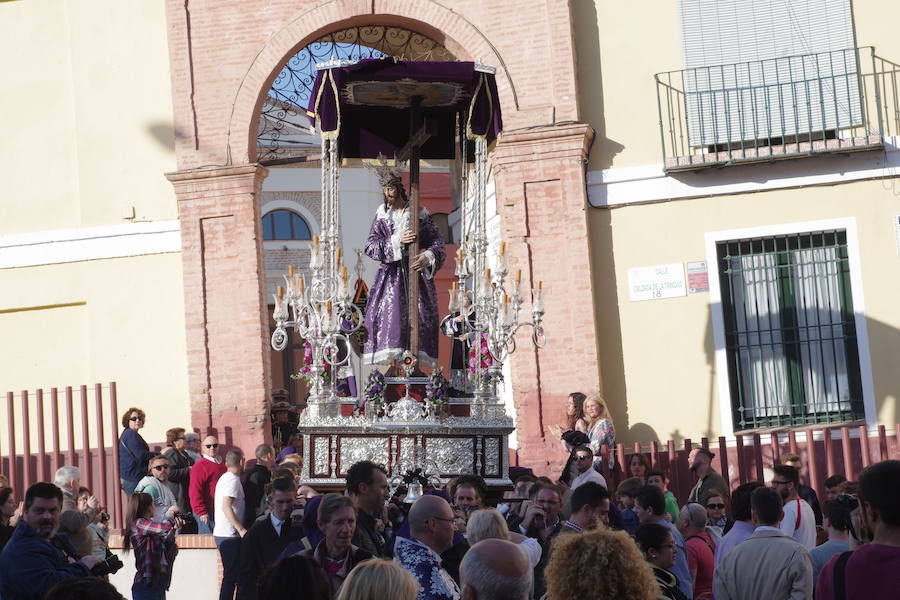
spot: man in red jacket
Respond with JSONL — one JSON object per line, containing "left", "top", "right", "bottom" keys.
{"left": 189, "top": 435, "right": 226, "bottom": 534}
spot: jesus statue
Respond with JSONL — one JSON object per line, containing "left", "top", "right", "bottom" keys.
{"left": 362, "top": 165, "right": 445, "bottom": 368}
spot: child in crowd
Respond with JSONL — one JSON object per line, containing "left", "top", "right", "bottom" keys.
{"left": 616, "top": 477, "right": 643, "bottom": 534}
{"left": 647, "top": 468, "right": 680, "bottom": 523}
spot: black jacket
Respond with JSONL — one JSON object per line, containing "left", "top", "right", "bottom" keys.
{"left": 163, "top": 447, "right": 194, "bottom": 514}
{"left": 798, "top": 484, "right": 823, "bottom": 526}
{"left": 351, "top": 509, "right": 387, "bottom": 558}
{"left": 235, "top": 515, "right": 302, "bottom": 600}
{"left": 241, "top": 464, "right": 272, "bottom": 527}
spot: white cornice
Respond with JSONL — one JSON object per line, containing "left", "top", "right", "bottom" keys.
{"left": 0, "top": 221, "right": 182, "bottom": 269}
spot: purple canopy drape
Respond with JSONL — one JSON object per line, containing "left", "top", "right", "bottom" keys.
{"left": 308, "top": 58, "right": 503, "bottom": 158}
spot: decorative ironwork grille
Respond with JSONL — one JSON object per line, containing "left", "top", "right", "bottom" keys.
{"left": 717, "top": 230, "right": 865, "bottom": 430}
{"left": 257, "top": 25, "right": 456, "bottom": 164}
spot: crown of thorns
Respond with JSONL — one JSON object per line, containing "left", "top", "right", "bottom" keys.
{"left": 370, "top": 153, "right": 407, "bottom": 187}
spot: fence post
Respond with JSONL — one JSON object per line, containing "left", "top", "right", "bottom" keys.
{"left": 21, "top": 391, "right": 32, "bottom": 492}
{"left": 841, "top": 427, "right": 854, "bottom": 480}
{"left": 667, "top": 440, "right": 678, "bottom": 497}
{"left": 5, "top": 392, "right": 16, "bottom": 495}
{"left": 717, "top": 436, "right": 728, "bottom": 486}
{"left": 110, "top": 382, "right": 123, "bottom": 530}
{"left": 66, "top": 387, "right": 76, "bottom": 466}
{"left": 806, "top": 429, "right": 820, "bottom": 497}
{"left": 51, "top": 388, "right": 62, "bottom": 473}
{"left": 616, "top": 443, "right": 627, "bottom": 474}
{"left": 877, "top": 425, "right": 887, "bottom": 461}
{"left": 95, "top": 384, "right": 108, "bottom": 516}
{"left": 858, "top": 425, "right": 872, "bottom": 469}
{"left": 824, "top": 427, "right": 836, "bottom": 480}
{"left": 770, "top": 432, "right": 781, "bottom": 464}
{"left": 36, "top": 389, "right": 47, "bottom": 482}
{"left": 789, "top": 430, "right": 799, "bottom": 456}
{"left": 735, "top": 435, "right": 746, "bottom": 484}
{"left": 650, "top": 441, "right": 659, "bottom": 468}
{"left": 80, "top": 385, "right": 92, "bottom": 489}
{"left": 753, "top": 433, "right": 764, "bottom": 482}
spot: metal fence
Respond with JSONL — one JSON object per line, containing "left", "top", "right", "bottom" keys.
{"left": 655, "top": 47, "right": 900, "bottom": 171}
{"left": 1, "top": 383, "right": 124, "bottom": 529}
{"left": 590, "top": 422, "right": 900, "bottom": 504}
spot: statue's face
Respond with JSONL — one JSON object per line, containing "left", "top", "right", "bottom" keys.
{"left": 383, "top": 184, "right": 399, "bottom": 200}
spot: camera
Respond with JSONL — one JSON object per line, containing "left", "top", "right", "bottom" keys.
{"left": 99, "top": 512, "right": 110, "bottom": 523}
{"left": 174, "top": 512, "right": 193, "bottom": 521}
{"left": 90, "top": 553, "right": 125, "bottom": 576}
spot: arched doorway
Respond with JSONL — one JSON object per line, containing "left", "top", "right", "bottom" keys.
{"left": 258, "top": 24, "right": 461, "bottom": 420}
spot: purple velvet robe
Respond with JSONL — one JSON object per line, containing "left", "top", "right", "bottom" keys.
{"left": 363, "top": 205, "right": 445, "bottom": 366}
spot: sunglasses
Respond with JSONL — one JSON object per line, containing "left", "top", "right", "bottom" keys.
{"left": 205, "top": 444, "right": 219, "bottom": 449}
{"left": 771, "top": 480, "right": 791, "bottom": 485}
{"left": 152, "top": 465, "right": 170, "bottom": 471}
{"left": 706, "top": 503, "right": 726, "bottom": 509}
{"left": 574, "top": 455, "right": 592, "bottom": 461}
{"left": 129, "top": 417, "right": 144, "bottom": 422}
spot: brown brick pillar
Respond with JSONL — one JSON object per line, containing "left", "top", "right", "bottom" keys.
{"left": 492, "top": 122, "right": 599, "bottom": 475}
{"left": 166, "top": 164, "right": 273, "bottom": 453}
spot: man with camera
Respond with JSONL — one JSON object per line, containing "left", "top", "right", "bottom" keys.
{"left": 0, "top": 482, "right": 102, "bottom": 600}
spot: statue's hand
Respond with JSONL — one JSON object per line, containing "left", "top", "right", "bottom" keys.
{"left": 399, "top": 229, "right": 416, "bottom": 244}
{"left": 411, "top": 252, "right": 430, "bottom": 272}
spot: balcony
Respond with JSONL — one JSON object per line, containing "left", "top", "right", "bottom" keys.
{"left": 655, "top": 47, "right": 900, "bottom": 172}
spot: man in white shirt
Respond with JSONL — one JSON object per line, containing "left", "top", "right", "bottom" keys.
{"left": 567, "top": 446, "right": 607, "bottom": 491}
{"left": 214, "top": 448, "right": 246, "bottom": 600}
{"left": 772, "top": 464, "right": 817, "bottom": 549}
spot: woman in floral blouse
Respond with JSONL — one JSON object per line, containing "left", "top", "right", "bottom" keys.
{"left": 584, "top": 393, "right": 616, "bottom": 460}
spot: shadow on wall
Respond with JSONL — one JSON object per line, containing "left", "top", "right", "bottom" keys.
{"left": 145, "top": 121, "right": 179, "bottom": 151}
{"left": 571, "top": 0, "right": 625, "bottom": 170}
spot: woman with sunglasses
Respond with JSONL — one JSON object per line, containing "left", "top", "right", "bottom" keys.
{"left": 120, "top": 407, "right": 153, "bottom": 496}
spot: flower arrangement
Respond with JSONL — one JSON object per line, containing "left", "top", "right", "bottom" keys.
{"left": 468, "top": 333, "right": 495, "bottom": 381}
{"left": 425, "top": 369, "right": 449, "bottom": 406}
{"left": 363, "top": 369, "right": 386, "bottom": 411}
{"left": 291, "top": 340, "right": 331, "bottom": 386}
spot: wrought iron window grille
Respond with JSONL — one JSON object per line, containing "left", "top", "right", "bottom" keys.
{"left": 257, "top": 25, "right": 455, "bottom": 165}
{"left": 717, "top": 230, "right": 865, "bottom": 431}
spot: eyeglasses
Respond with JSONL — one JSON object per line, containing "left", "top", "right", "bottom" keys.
{"left": 152, "top": 465, "right": 170, "bottom": 471}
{"left": 205, "top": 444, "right": 219, "bottom": 449}
{"left": 706, "top": 503, "right": 726, "bottom": 509}
{"left": 129, "top": 417, "right": 144, "bottom": 422}
{"left": 430, "top": 516, "right": 456, "bottom": 524}
{"left": 771, "top": 480, "right": 791, "bottom": 485}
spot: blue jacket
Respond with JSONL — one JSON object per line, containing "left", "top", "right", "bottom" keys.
{"left": 119, "top": 427, "right": 151, "bottom": 483}
{"left": 0, "top": 522, "right": 91, "bottom": 600}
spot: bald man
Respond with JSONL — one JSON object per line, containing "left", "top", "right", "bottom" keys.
{"left": 189, "top": 435, "right": 227, "bottom": 534}
{"left": 394, "top": 495, "right": 461, "bottom": 600}
{"left": 460, "top": 539, "right": 531, "bottom": 600}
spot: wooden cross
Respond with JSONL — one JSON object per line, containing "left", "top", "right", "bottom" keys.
{"left": 396, "top": 99, "right": 438, "bottom": 367}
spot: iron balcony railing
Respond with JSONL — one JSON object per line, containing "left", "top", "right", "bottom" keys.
{"left": 655, "top": 47, "right": 900, "bottom": 172}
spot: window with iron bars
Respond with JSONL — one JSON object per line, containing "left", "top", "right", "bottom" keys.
{"left": 717, "top": 230, "right": 865, "bottom": 430}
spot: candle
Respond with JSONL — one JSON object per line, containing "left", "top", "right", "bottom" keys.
{"left": 312, "top": 235, "right": 319, "bottom": 247}
{"left": 335, "top": 247, "right": 342, "bottom": 266}
{"left": 341, "top": 265, "right": 348, "bottom": 283}
{"left": 299, "top": 275, "right": 306, "bottom": 294}
{"left": 499, "top": 241, "right": 506, "bottom": 258}
{"left": 515, "top": 269, "right": 522, "bottom": 285}
{"left": 456, "top": 248, "right": 463, "bottom": 262}
{"left": 451, "top": 281, "right": 457, "bottom": 291}
{"left": 502, "top": 293, "right": 509, "bottom": 305}
{"left": 537, "top": 280, "right": 543, "bottom": 290}
{"left": 276, "top": 285, "right": 284, "bottom": 300}
{"left": 288, "top": 265, "right": 295, "bottom": 278}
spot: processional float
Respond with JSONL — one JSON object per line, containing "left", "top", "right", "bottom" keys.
{"left": 270, "top": 58, "right": 546, "bottom": 491}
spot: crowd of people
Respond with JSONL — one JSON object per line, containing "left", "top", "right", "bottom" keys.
{"left": 0, "top": 400, "right": 899, "bottom": 600}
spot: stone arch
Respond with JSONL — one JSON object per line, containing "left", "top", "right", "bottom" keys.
{"left": 225, "top": 0, "right": 518, "bottom": 165}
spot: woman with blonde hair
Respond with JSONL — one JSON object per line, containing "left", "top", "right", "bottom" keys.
{"left": 583, "top": 394, "right": 616, "bottom": 468}
{"left": 335, "top": 559, "right": 418, "bottom": 600}
{"left": 545, "top": 528, "right": 657, "bottom": 600}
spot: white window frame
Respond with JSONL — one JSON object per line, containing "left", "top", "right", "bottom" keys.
{"left": 705, "top": 217, "right": 876, "bottom": 438}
